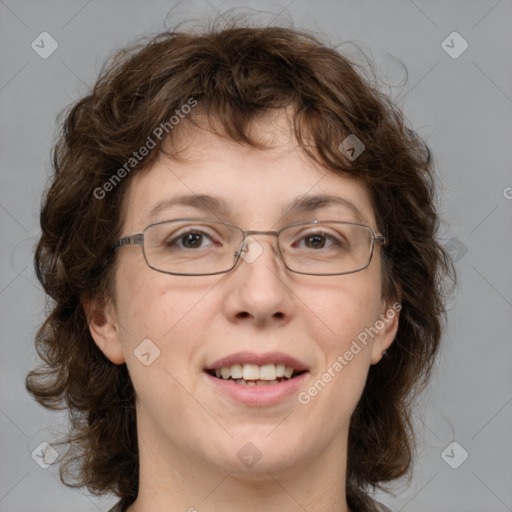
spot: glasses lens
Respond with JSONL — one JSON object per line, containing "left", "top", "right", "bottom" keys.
{"left": 143, "top": 219, "right": 243, "bottom": 275}
{"left": 279, "top": 222, "right": 374, "bottom": 275}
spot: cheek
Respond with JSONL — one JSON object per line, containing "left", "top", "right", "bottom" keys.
{"left": 113, "top": 260, "right": 216, "bottom": 371}
{"left": 296, "top": 279, "right": 381, "bottom": 437}
{"left": 112, "top": 266, "right": 202, "bottom": 410}
{"left": 308, "top": 271, "right": 382, "bottom": 349}
{"left": 299, "top": 271, "right": 382, "bottom": 409}
{"left": 113, "top": 257, "right": 191, "bottom": 340}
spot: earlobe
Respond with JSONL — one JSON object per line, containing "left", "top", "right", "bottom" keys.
{"left": 370, "top": 299, "right": 401, "bottom": 365}
{"left": 82, "top": 295, "right": 126, "bottom": 365}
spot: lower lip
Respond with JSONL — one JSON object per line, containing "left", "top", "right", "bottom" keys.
{"left": 204, "top": 371, "right": 308, "bottom": 406}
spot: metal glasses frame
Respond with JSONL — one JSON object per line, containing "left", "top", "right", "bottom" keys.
{"left": 112, "top": 217, "right": 386, "bottom": 276}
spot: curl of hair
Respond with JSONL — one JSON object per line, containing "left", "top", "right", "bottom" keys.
{"left": 26, "top": 21, "right": 455, "bottom": 510}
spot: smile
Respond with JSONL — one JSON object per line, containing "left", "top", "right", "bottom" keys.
{"left": 207, "top": 363, "right": 305, "bottom": 386}
{"left": 204, "top": 352, "right": 309, "bottom": 405}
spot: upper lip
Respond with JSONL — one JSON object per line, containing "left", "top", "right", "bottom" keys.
{"left": 205, "top": 351, "right": 309, "bottom": 372}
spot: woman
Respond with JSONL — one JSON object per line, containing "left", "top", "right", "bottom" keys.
{"left": 26, "top": 22, "right": 454, "bottom": 512}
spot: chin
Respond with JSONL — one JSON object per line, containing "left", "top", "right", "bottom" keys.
{"left": 199, "top": 429, "right": 310, "bottom": 477}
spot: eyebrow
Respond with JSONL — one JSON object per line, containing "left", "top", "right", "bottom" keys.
{"left": 146, "top": 193, "right": 368, "bottom": 224}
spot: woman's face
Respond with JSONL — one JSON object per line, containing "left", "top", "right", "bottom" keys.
{"left": 89, "top": 112, "right": 398, "bottom": 479}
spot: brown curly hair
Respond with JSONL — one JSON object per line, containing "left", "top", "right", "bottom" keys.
{"left": 26, "top": 21, "right": 455, "bottom": 511}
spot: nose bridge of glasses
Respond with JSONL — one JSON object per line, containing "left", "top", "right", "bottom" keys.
{"left": 234, "top": 229, "right": 281, "bottom": 260}
{"left": 243, "top": 229, "right": 280, "bottom": 238}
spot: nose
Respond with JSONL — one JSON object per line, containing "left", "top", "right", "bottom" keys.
{"left": 222, "top": 234, "right": 294, "bottom": 327}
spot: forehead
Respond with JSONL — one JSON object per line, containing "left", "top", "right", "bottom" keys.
{"left": 121, "top": 113, "right": 377, "bottom": 232}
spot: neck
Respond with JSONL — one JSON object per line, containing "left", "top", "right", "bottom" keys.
{"left": 127, "top": 417, "right": 351, "bottom": 512}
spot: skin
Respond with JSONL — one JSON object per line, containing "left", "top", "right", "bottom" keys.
{"left": 87, "top": 111, "right": 399, "bottom": 512}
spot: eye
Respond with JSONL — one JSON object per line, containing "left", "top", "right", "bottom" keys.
{"left": 166, "top": 228, "right": 220, "bottom": 250}
{"left": 302, "top": 233, "right": 331, "bottom": 249}
{"left": 294, "top": 231, "right": 345, "bottom": 250}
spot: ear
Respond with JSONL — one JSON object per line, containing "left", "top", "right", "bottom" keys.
{"left": 82, "top": 294, "right": 125, "bottom": 365}
{"left": 370, "top": 297, "right": 401, "bottom": 365}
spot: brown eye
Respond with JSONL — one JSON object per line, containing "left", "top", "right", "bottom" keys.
{"left": 294, "top": 231, "right": 345, "bottom": 250}
{"left": 179, "top": 232, "right": 206, "bottom": 249}
{"left": 304, "top": 234, "right": 328, "bottom": 249}
{"left": 164, "top": 229, "right": 217, "bottom": 250}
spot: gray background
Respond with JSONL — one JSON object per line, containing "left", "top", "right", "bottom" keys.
{"left": 1, "top": 1, "right": 511, "bottom": 511}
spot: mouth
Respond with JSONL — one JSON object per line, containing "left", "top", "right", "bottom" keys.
{"left": 206, "top": 363, "right": 307, "bottom": 386}
{"left": 204, "top": 352, "right": 309, "bottom": 394}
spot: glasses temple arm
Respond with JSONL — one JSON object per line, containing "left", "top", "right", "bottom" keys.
{"left": 112, "top": 233, "right": 144, "bottom": 250}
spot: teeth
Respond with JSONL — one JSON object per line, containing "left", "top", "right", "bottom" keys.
{"left": 230, "top": 363, "right": 243, "bottom": 379}
{"left": 243, "top": 364, "right": 260, "bottom": 381}
{"left": 215, "top": 363, "right": 297, "bottom": 381}
{"left": 259, "top": 364, "right": 277, "bottom": 381}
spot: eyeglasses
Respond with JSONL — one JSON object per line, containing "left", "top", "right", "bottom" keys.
{"left": 112, "top": 218, "right": 386, "bottom": 276}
